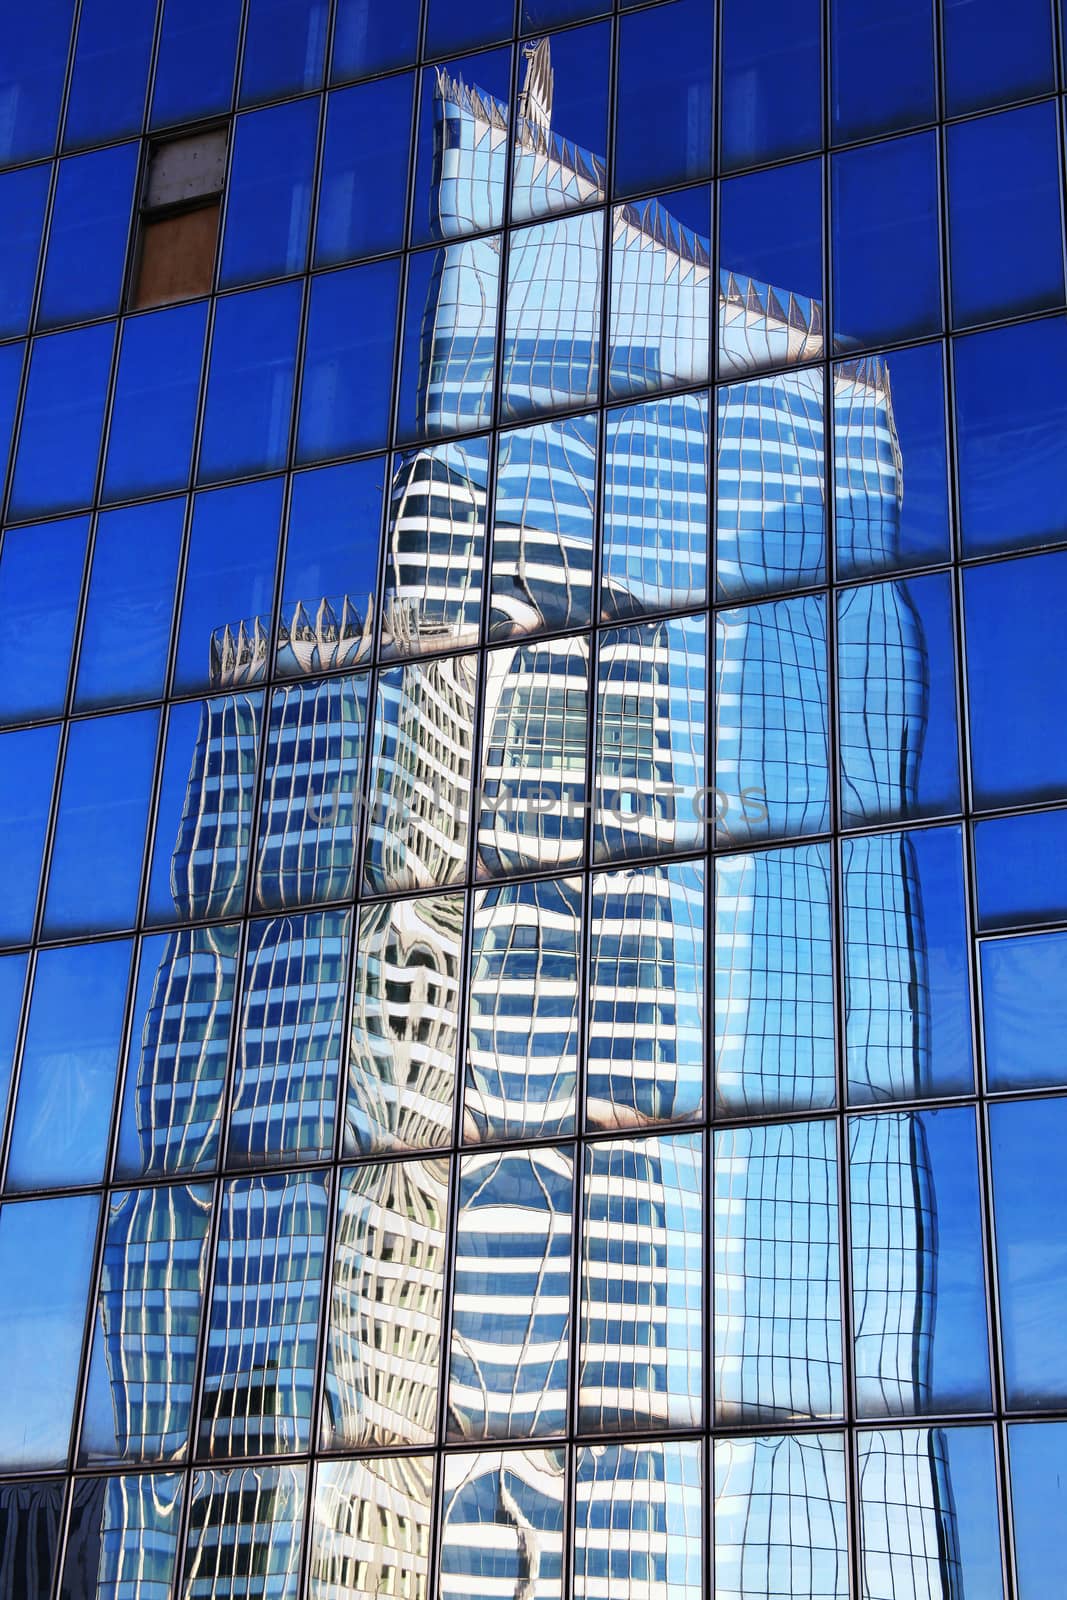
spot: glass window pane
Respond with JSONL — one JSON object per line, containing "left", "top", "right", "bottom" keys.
{"left": 44, "top": 708, "right": 159, "bottom": 937}
{"left": 331, "top": 0, "right": 420, "bottom": 82}
{"left": 425, "top": 0, "right": 514, "bottom": 55}
{"left": 594, "top": 615, "right": 708, "bottom": 863}
{"left": 0, "top": 164, "right": 49, "bottom": 338}
{"left": 974, "top": 809, "right": 1067, "bottom": 931}
{"left": 59, "top": 1473, "right": 184, "bottom": 1600}
{"left": 719, "top": 160, "right": 824, "bottom": 379}
{"left": 320, "top": 1159, "right": 448, "bottom": 1447}
{"left": 0, "top": 1194, "right": 98, "bottom": 1470}
{"left": 721, "top": 0, "right": 821, "bottom": 169}
{"left": 955, "top": 317, "right": 1067, "bottom": 558}
{"left": 410, "top": 49, "right": 511, "bottom": 247}
{"left": 0, "top": 725, "right": 60, "bottom": 947}
{"left": 174, "top": 476, "right": 283, "bottom": 695}
{"left": 0, "top": 515, "right": 88, "bottom": 725}
{"left": 943, "top": 0, "right": 1055, "bottom": 114}
{"left": 79, "top": 1184, "right": 212, "bottom": 1463}
{"left": 64, "top": 0, "right": 154, "bottom": 148}
{"left": 151, "top": 0, "right": 241, "bottom": 128}
{"left": 511, "top": 23, "right": 610, "bottom": 226}
{"left": 715, "top": 594, "right": 829, "bottom": 844}
{"left": 103, "top": 301, "right": 208, "bottom": 501}
{"left": 240, "top": 0, "right": 327, "bottom": 104}
{"left": 183, "top": 1464, "right": 305, "bottom": 1600}
{"left": 843, "top": 825, "right": 974, "bottom": 1104}
{"left": 613, "top": 0, "right": 713, "bottom": 195}
{"left": 574, "top": 1442, "right": 702, "bottom": 1600}
{"left": 440, "top": 1449, "right": 564, "bottom": 1600}
{"left": 981, "top": 930, "right": 1067, "bottom": 1092}
{"left": 347, "top": 893, "right": 461, "bottom": 1154}
{"left": 965, "top": 551, "right": 1067, "bottom": 808}
{"left": 991, "top": 1096, "right": 1067, "bottom": 1407}
{"left": 522, "top": 0, "right": 605, "bottom": 22}
{"left": 383, "top": 436, "right": 489, "bottom": 656}
{"left": 947, "top": 104, "right": 1065, "bottom": 329}
{"left": 449, "top": 1145, "right": 573, "bottom": 1440}
{"left": 714, "top": 1119, "right": 842, "bottom": 1422}
{"left": 830, "top": 0, "right": 936, "bottom": 143}
{"left": 1008, "top": 1422, "right": 1067, "bottom": 1600}
{"left": 609, "top": 187, "right": 711, "bottom": 403}
{"left": 491, "top": 416, "right": 595, "bottom": 639}
{"left": 580, "top": 1132, "right": 703, "bottom": 1431}
{"left": 310, "top": 1456, "right": 433, "bottom": 1600}
{"left": 0, "top": 0, "right": 76, "bottom": 166}
{"left": 279, "top": 460, "right": 381, "bottom": 675}
{"left": 716, "top": 842, "right": 835, "bottom": 1116}
{"left": 10, "top": 322, "right": 115, "bottom": 519}
{"left": 0, "top": 344, "right": 24, "bottom": 492}
{"left": 315, "top": 77, "right": 414, "bottom": 265}
{"left": 7, "top": 938, "right": 132, "bottom": 1191}
{"left": 364, "top": 655, "right": 477, "bottom": 892}
{"left": 198, "top": 283, "right": 301, "bottom": 482}
{"left": 297, "top": 260, "right": 399, "bottom": 461}
{"left": 0, "top": 957, "right": 27, "bottom": 1127}
{"left": 0, "top": 1481, "right": 63, "bottom": 1600}
{"left": 220, "top": 100, "right": 318, "bottom": 288}
{"left": 466, "top": 877, "right": 580, "bottom": 1142}
{"left": 37, "top": 143, "right": 138, "bottom": 327}
{"left": 76, "top": 499, "right": 185, "bottom": 711}
{"left": 503, "top": 212, "right": 603, "bottom": 423}
{"left": 714, "top": 1433, "right": 848, "bottom": 1599}
{"left": 397, "top": 241, "right": 500, "bottom": 442}
{"left": 198, "top": 1174, "right": 328, "bottom": 1456}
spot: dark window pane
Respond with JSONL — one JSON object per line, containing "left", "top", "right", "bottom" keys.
{"left": 331, "top": 0, "right": 420, "bottom": 82}
{"left": 38, "top": 143, "right": 139, "bottom": 326}
{"left": 0, "top": 0, "right": 76, "bottom": 165}
{"left": 0, "top": 344, "right": 24, "bottom": 491}
{"left": 990, "top": 1096, "right": 1067, "bottom": 1408}
{"left": 982, "top": 931, "right": 1067, "bottom": 1092}
{"left": 240, "top": 0, "right": 327, "bottom": 104}
{"left": 425, "top": 0, "right": 514, "bottom": 55}
{"left": 278, "top": 458, "right": 383, "bottom": 675}
{"left": 614, "top": 0, "right": 713, "bottom": 195}
{"left": 43, "top": 709, "right": 159, "bottom": 936}
{"left": 220, "top": 99, "right": 318, "bottom": 288}
{"left": 10, "top": 322, "right": 115, "bottom": 520}
{"left": 297, "top": 260, "right": 400, "bottom": 461}
{"left": 943, "top": 0, "right": 1055, "bottom": 115}
{"left": 947, "top": 104, "right": 1065, "bottom": 328}
{"left": 315, "top": 77, "right": 414, "bottom": 266}
{"left": 521, "top": 0, "right": 606, "bottom": 25}
{"left": 132, "top": 202, "right": 220, "bottom": 310}
{"left": 955, "top": 318, "right": 1067, "bottom": 558}
{"left": 1009, "top": 1422, "right": 1067, "bottom": 1600}
{"left": 0, "top": 725, "right": 59, "bottom": 947}
{"left": 719, "top": 159, "right": 823, "bottom": 378}
{"left": 151, "top": 0, "right": 241, "bottom": 127}
{"left": 198, "top": 283, "right": 301, "bottom": 482}
{"left": 0, "top": 515, "right": 88, "bottom": 725}
{"left": 0, "top": 164, "right": 49, "bottom": 338}
{"left": 964, "top": 551, "right": 1067, "bottom": 808}
{"left": 64, "top": 0, "right": 154, "bottom": 148}
{"left": 830, "top": 0, "right": 936, "bottom": 142}
{"left": 975, "top": 809, "right": 1067, "bottom": 931}
{"left": 76, "top": 500, "right": 184, "bottom": 712}
{"left": 103, "top": 301, "right": 207, "bottom": 501}
{"left": 721, "top": 0, "right": 821, "bottom": 169}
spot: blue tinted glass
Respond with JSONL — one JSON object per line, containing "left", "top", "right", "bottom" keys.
{"left": 830, "top": 0, "right": 936, "bottom": 142}
{"left": 943, "top": 0, "right": 1055, "bottom": 115}
{"left": 151, "top": 0, "right": 241, "bottom": 127}
{"left": 7, "top": 939, "right": 132, "bottom": 1190}
{"left": 0, "top": 725, "right": 59, "bottom": 947}
{"left": 44, "top": 709, "right": 159, "bottom": 937}
{"left": 103, "top": 302, "right": 207, "bottom": 501}
{"left": 718, "top": 159, "right": 823, "bottom": 377}
{"left": 198, "top": 283, "right": 301, "bottom": 482}
{"left": 991, "top": 1096, "right": 1067, "bottom": 1407}
{"left": 0, "top": 1194, "right": 98, "bottom": 1470}
{"left": 608, "top": 187, "right": 711, "bottom": 401}
{"left": 64, "top": 0, "right": 154, "bottom": 147}
{"left": 975, "top": 809, "right": 1067, "bottom": 931}
{"left": 297, "top": 261, "right": 399, "bottom": 463}
{"left": 10, "top": 322, "right": 115, "bottom": 519}
{"left": 0, "top": 0, "right": 76, "bottom": 165}
{"left": 397, "top": 244, "right": 499, "bottom": 442}
{"left": 220, "top": 100, "right": 318, "bottom": 288}
{"left": 174, "top": 478, "right": 283, "bottom": 694}
{"left": 425, "top": 0, "right": 515, "bottom": 55}
{"left": 279, "top": 459, "right": 383, "bottom": 672}
{"left": 843, "top": 825, "right": 974, "bottom": 1103}
{"left": 503, "top": 212, "right": 603, "bottom": 423}
{"left": 947, "top": 104, "right": 1065, "bottom": 329}
{"left": 76, "top": 500, "right": 185, "bottom": 711}
{"left": 614, "top": 0, "right": 714, "bottom": 195}
{"left": 411, "top": 48, "right": 511, "bottom": 246}
{"left": 1009, "top": 1423, "right": 1067, "bottom": 1599}
{"left": 835, "top": 342, "right": 950, "bottom": 578}
{"left": 965, "top": 552, "right": 1067, "bottom": 807}
{"left": 832, "top": 134, "right": 941, "bottom": 350}
{"left": 0, "top": 344, "right": 24, "bottom": 490}
{"left": 0, "top": 165, "right": 49, "bottom": 337}
{"left": 38, "top": 143, "right": 139, "bottom": 327}
{"left": 331, "top": 0, "right": 420, "bottom": 82}
{"left": 0, "top": 516, "right": 88, "bottom": 725}
{"left": 0, "top": 957, "right": 27, "bottom": 1121}
{"left": 240, "top": 0, "right": 327, "bottom": 104}
{"left": 60, "top": 1473, "right": 184, "bottom": 1595}
{"left": 982, "top": 931, "right": 1067, "bottom": 1091}
{"left": 522, "top": 0, "right": 606, "bottom": 24}
{"left": 721, "top": 0, "right": 821, "bottom": 169}
{"left": 316, "top": 77, "right": 414, "bottom": 266}
{"left": 511, "top": 22, "right": 611, "bottom": 226}
{"left": 955, "top": 318, "right": 1067, "bottom": 558}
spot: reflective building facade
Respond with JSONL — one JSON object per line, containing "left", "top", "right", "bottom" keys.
{"left": 1, "top": 2, "right": 1066, "bottom": 1598}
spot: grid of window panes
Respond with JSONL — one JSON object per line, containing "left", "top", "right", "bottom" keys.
{"left": 2, "top": 0, "right": 1067, "bottom": 1596}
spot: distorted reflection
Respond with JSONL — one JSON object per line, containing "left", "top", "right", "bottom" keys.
{"left": 713, "top": 1433, "right": 848, "bottom": 1599}
{"left": 440, "top": 1448, "right": 565, "bottom": 1600}
{"left": 347, "top": 894, "right": 461, "bottom": 1152}
{"left": 309, "top": 1456, "right": 432, "bottom": 1600}
{"left": 574, "top": 1442, "right": 702, "bottom": 1600}
{"left": 449, "top": 1146, "right": 573, "bottom": 1440}
{"left": 183, "top": 1463, "right": 305, "bottom": 1600}
{"left": 587, "top": 861, "right": 704, "bottom": 1129}
{"left": 465, "top": 876, "right": 581, "bottom": 1142}
{"left": 579, "top": 1134, "right": 703, "bottom": 1432}
{"left": 321, "top": 1158, "right": 448, "bottom": 1448}
{"left": 59, "top": 1473, "right": 183, "bottom": 1600}
{"left": 0, "top": 1479, "right": 63, "bottom": 1600}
